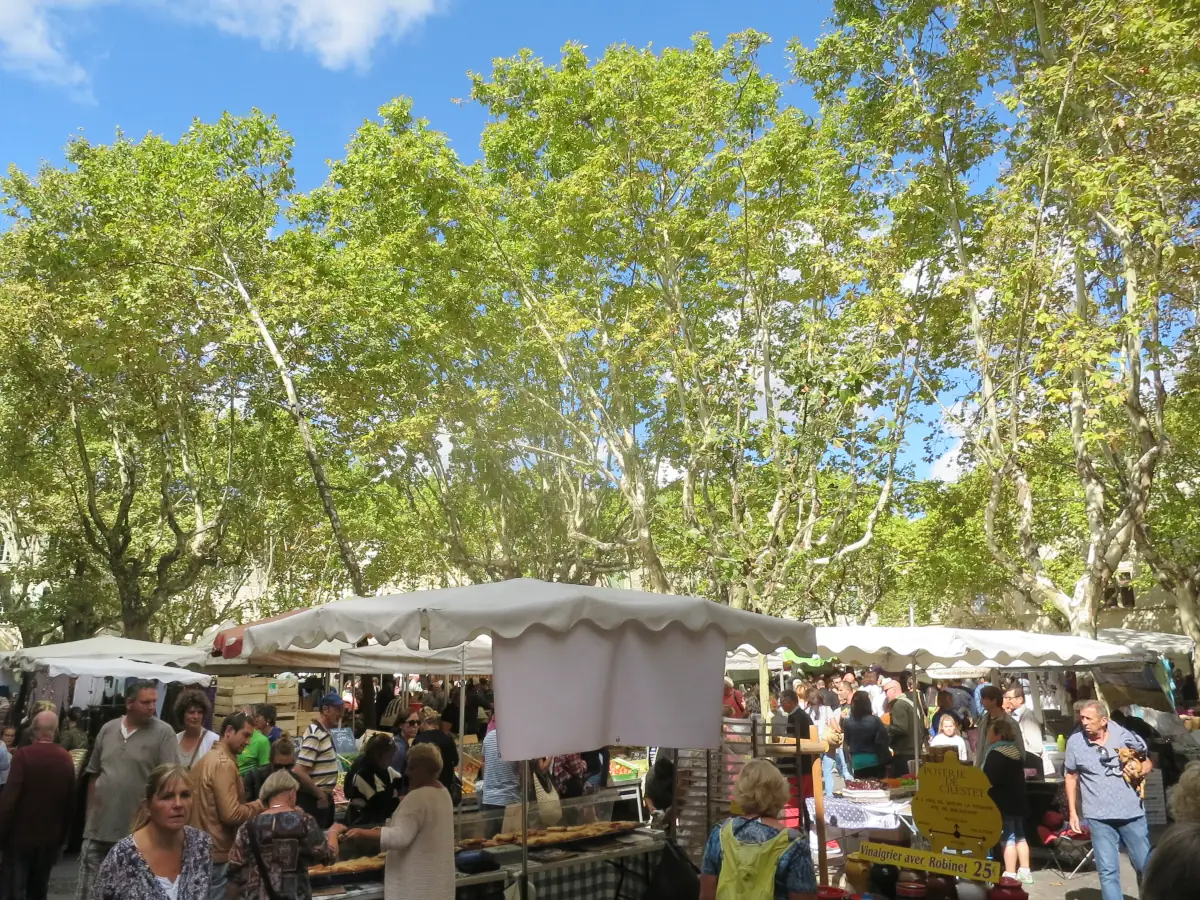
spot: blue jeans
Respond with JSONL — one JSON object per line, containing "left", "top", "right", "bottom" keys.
{"left": 1086, "top": 816, "right": 1150, "bottom": 900}
{"left": 835, "top": 747, "right": 851, "bottom": 781}
{"left": 821, "top": 754, "right": 837, "bottom": 797}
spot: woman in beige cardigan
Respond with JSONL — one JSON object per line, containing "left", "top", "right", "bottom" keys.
{"left": 346, "top": 742, "right": 454, "bottom": 899}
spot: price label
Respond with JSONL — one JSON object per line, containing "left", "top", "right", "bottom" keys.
{"left": 858, "top": 842, "right": 1001, "bottom": 882}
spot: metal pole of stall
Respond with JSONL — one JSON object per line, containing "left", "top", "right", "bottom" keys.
{"left": 912, "top": 653, "right": 921, "bottom": 784}
{"left": 520, "top": 760, "right": 530, "bottom": 900}
{"left": 455, "top": 648, "right": 467, "bottom": 842}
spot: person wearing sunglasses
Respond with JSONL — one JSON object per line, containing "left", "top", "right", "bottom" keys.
{"left": 242, "top": 738, "right": 297, "bottom": 806}
{"left": 391, "top": 713, "right": 420, "bottom": 788}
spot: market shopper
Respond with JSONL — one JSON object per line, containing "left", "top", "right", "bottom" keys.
{"left": 928, "top": 714, "right": 969, "bottom": 762}
{"left": 0, "top": 711, "right": 76, "bottom": 900}
{"left": 89, "top": 764, "right": 212, "bottom": 900}
{"left": 226, "top": 770, "right": 343, "bottom": 900}
{"left": 974, "top": 685, "right": 1024, "bottom": 767}
{"left": 723, "top": 677, "right": 747, "bottom": 719}
{"left": 255, "top": 704, "right": 283, "bottom": 744}
{"left": 929, "top": 690, "right": 965, "bottom": 738}
{"left": 58, "top": 709, "right": 90, "bottom": 752}
{"left": 294, "top": 692, "right": 344, "bottom": 828}
{"left": 344, "top": 734, "right": 402, "bottom": 827}
{"left": 390, "top": 710, "right": 420, "bottom": 779}
{"left": 887, "top": 678, "right": 922, "bottom": 778}
{"left": 479, "top": 724, "right": 521, "bottom": 838}
{"left": 77, "top": 680, "right": 178, "bottom": 900}
{"left": 242, "top": 738, "right": 296, "bottom": 804}
{"left": 800, "top": 688, "right": 839, "bottom": 798}
{"left": 861, "top": 668, "right": 887, "bottom": 717}
{"left": 345, "top": 743, "right": 455, "bottom": 900}
{"left": 842, "top": 690, "right": 889, "bottom": 779}
{"left": 982, "top": 717, "right": 1032, "bottom": 885}
{"left": 410, "top": 705, "right": 459, "bottom": 798}
{"left": 191, "top": 712, "right": 265, "bottom": 900}
{"left": 176, "top": 690, "right": 220, "bottom": 769}
{"left": 1004, "top": 686, "right": 1045, "bottom": 777}
{"left": 237, "top": 704, "right": 273, "bottom": 774}
{"left": 1064, "top": 699, "right": 1152, "bottom": 900}
{"left": 1169, "top": 759, "right": 1200, "bottom": 822}
{"left": 700, "top": 758, "right": 817, "bottom": 900}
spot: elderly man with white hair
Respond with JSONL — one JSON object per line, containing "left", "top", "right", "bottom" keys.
{"left": 0, "top": 709, "right": 78, "bottom": 900}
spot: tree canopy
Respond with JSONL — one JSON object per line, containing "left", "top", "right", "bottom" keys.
{"left": 1, "top": 1, "right": 1197, "bottom": 654}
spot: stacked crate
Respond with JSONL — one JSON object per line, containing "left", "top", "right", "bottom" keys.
{"left": 266, "top": 677, "right": 302, "bottom": 737}
{"left": 214, "top": 676, "right": 270, "bottom": 719}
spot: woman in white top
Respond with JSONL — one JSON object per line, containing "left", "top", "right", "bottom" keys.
{"left": 174, "top": 690, "right": 220, "bottom": 768}
{"left": 929, "top": 712, "right": 969, "bottom": 762}
{"left": 346, "top": 742, "right": 454, "bottom": 900}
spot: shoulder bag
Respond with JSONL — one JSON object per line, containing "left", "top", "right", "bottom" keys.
{"left": 247, "top": 820, "right": 290, "bottom": 900}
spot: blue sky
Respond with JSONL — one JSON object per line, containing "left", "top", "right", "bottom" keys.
{"left": 0, "top": 0, "right": 952, "bottom": 479}
{"left": 2, "top": 1, "right": 833, "bottom": 191}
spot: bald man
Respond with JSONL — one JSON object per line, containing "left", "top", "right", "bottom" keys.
{"left": 0, "top": 710, "right": 77, "bottom": 900}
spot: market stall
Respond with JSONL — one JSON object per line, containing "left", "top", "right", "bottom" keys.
{"left": 7, "top": 635, "right": 209, "bottom": 672}
{"left": 240, "top": 578, "right": 818, "bottom": 899}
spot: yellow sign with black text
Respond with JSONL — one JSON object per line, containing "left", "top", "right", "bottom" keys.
{"left": 910, "top": 758, "right": 1002, "bottom": 855}
{"left": 858, "top": 843, "right": 1002, "bottom": 882}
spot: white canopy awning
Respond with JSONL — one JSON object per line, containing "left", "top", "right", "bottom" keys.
{"left": 39, "top": 656, "right": 213, "bottom": 684}
{"left": 724, "top": 626, "right": 1146, "bottom": 671}
{"left": 1098, "top": 628, "right": 1195, "bottom": 664}
{"left": 339, "top": 637, "right": 494, "bottom": 675}
{"left": 241, "top": 579, "right": 816, "bottom": 657}
{"left": 9, "top": 636, "right": 209, "bottom": 673}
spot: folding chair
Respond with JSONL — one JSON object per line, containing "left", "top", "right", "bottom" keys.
{"left": 1042, "top": 829, "right": 1095, "bottom": 879}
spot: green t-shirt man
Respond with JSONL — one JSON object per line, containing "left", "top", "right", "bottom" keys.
{"left": 237, "top": 728, "right": 271, "bottom": 774}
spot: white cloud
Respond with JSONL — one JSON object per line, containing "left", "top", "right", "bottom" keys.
{"left": 182, "top": 0, "right": 441, "bottom": 71}
{"left": 0, "top": 0, "right": 441, "bottom": 95}
{"left": 930, "top": 440, "right": 964, "bottom": 483}
{"left": 0, "top": 0, "right": 94, "bottom": 96}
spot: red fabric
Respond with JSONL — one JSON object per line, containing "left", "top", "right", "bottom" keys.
{"left": 723, "top": 687, "right": 747, "bottom": 719}
{"left": 214, "top": 610, "right": 305, "bottom": 659}
{"left": 0, "top": 742, "right": 76, "bottom": 850}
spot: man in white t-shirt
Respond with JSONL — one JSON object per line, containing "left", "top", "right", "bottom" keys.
{"left": 862, "top": 668, "right": 887, "bottom": 717}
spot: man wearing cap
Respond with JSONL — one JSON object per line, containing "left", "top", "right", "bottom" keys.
{"left": 295, "top": 692, "right": 344, "bottom": 828}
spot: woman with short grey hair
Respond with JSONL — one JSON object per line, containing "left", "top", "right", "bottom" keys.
{"left": 226, "top": 769, "right": 344, "bottom": 900}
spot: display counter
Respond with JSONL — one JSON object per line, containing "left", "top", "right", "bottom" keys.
{"left": 311, "top": 829, "right": 666, "bottom": 900}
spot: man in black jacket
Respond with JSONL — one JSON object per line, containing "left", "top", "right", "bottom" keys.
{"left": 779, "top": 690, "right": 815, "bottom": 829}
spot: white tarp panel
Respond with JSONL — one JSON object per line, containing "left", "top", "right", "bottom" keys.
{"left": 41, "top": 656, "right": 213, "bottom": 684}
{"left": 493, "top": 622, "right": 727, "bottom": 759}
{"left": 339, "top": 637, "right": 494, "bottom": 675}
{"left": 9, "top": 636, "right": 208, "bottom": 672}
{"left": 241, "top": 579, "right": 817, "bottom": 657}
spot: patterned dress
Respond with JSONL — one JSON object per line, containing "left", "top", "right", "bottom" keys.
{"left": 227, "top": 810, "right": 336, "bottom": 900}
{"left": 90, "top": 827, "right": 211, "bottom": 900}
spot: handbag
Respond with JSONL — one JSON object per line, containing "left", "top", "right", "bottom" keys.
{"left": 247, "top": 822, "right": 289, "bottom": 900}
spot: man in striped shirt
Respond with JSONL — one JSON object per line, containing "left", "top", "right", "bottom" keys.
{"left": 295, "top": 692, "right": 344, "bottom": 827}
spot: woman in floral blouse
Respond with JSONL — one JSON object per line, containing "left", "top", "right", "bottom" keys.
{"left": 227, "top": 769, "right": 343, "bottom": 900}
{"left": 90, "top": 764, "right": 212, "bottom": 900}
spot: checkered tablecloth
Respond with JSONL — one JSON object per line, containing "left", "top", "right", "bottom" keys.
{"left": 518, "top": 847, "right": 658, "bottom": 900}
{"left": 805, "top": 796, "right": 912, "bottom": 831}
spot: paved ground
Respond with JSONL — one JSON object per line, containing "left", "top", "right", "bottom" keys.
{"left": 46, "top": 848, "right": 1145, "bottom": 900}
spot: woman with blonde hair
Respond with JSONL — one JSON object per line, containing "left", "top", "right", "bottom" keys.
{"left": 699, "top": 758, "right": 817, "bottom": 900}
{"left": 226, "top": 769, "right": 343, "bottom": 900}
{"left": 345, "top": 742, "right": 454, "bottom": 899}
{"left": 89, "top": 764, "right": 212, "bottom": 900}
{"left": 1169, "top": 759, "right": 1200, "bottom": 823}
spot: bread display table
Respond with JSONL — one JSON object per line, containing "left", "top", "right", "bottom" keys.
{"left": 311, "top": 830, "right": 666, "bottom": 900}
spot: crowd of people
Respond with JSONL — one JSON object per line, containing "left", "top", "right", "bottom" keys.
{"left": 0, "top": 664, "right": 1194, "bottom": 900}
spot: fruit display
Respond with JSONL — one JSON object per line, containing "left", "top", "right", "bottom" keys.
{"left": 609, "top": 758, "right": 640, "bottom": 782}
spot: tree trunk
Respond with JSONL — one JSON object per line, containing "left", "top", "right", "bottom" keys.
{"left": 225, "top": 256, "right": 366, "bottom": 597}
{"left": 1174, "top": 581, "right": 1200, "bottom": 681}
{"left": 1067, "top": 572, "right": 1100, "bottom": 639}
{"left": 117, "top": 575, "right": 153, "bottom": 641}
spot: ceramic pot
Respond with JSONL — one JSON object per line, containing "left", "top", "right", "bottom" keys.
{"left": 896, "top": 883, "right": 927, "bottom": 898}
{"left": 986, "top": 878, "right": 1029, "bottom": 900}
{"left": 817, "top": 887, "right": 850, "bottom": 900}
{"left": 924, "top": 873, "right": 956, "bottom": 900}
{"left": 844, "top": 854, "right": 873, "bottom": 892}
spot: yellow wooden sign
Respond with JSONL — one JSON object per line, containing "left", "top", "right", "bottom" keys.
{"left": 858, "top": 842, "right": 1002, "bottom": 882}
{"left": 910, "top": 758, "right": 1002, "bottom": 855}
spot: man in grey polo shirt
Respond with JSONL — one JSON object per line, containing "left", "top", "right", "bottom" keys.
{"left": 76, "top": 680, "right": 178, "bottom": 900}
{"left": 1065, "top": 699, "right": 1152, "bottom": 900}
